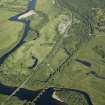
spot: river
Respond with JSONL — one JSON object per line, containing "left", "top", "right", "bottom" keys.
{"left": 0, "top": 83, "right": 93, "bottom": 105}
{"left": 0, "top": 0, "right": 37, "bottom": 65}
{"left": 0, "top": 0, "right": 93, "bottom": 105}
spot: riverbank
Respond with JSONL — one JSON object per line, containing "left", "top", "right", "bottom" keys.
{"left": 52, "top": 91, "right": 63, "bottom": 102}
{"left": 0, "top": 0, "right": 37, "bottom": 65}
{"left": 18, "top": 10, "right": 36, "bottom": 19}
{"left": 0, "top": 9, "right": 23, "bottom": 58}
{"left": 0, "top": 83, "right": 93, "bottom": 105}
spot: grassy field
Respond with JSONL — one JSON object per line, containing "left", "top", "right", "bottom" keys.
{"left": 0, "top": 0, "right": 28, "bottom": 12}
{"left": 0, "top": 9, "right": 23, "bottom": 57}
{"left": 0, "top": 0, "right": 71, "bottom": 75}
{"left": 0, "top": 0, "right": 105, "bottom": 105}
{"left": 46, "top": 1, "right": 105, "bottom": 105}
{"left": 56, "top": 90, "right": 89, "bottom": 105}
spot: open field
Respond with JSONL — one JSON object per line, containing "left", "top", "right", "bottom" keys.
{"left": 0, "top": 0, "right": 105, "bottom": 105}
{"left": 0, "top": 0, "right": 72, "bottom": 75}
{"left": 56, "top": 89, "right": 89, "bottom": 105}
{"left": 0, "top": 0, "right": 28, "bottom": 12}
{"left": 0, "top": 9, "right": 23, "bottom": 57}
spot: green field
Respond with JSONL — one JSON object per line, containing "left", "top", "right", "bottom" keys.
{"left": 0, "top": 0, "right": 105, "bottom": 105}
{"left": 0, "top": 9, "right": 23, "bottom": 57}
{"left": 56, "top": 89, "right": 89, "bottom": 105}
{"left": 0, "top": 0, "right": 28, "bottom": 12}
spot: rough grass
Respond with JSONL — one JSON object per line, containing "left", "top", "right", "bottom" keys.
{"left": 0, "top": 0, "right": 105, "bottom": 105}
{"left": 0, "top": 9, "right": 23, "bottom": 57}
{"left": 0, "top": 0, "right": 28, "bottom": 12}
{"left": 56, "top": 90, "right": 89, "bottom": 105}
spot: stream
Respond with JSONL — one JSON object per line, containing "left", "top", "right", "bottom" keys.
{"left": 0, "top": 0, "right": 37, "bottom": 65}
{"left": 0, "top": 1, "right": 93, "bottom": 105}
{"left": 0, "top": 83, "right": 93, "bottom": 105}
